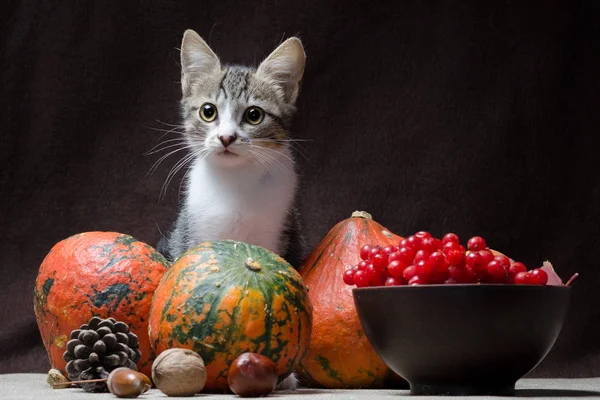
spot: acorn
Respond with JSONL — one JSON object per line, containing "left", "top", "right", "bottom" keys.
{"left": 227, "top": 353, "right": 278, "bottom": 397}
{"left": 152, "top": 348, "right": 207, "bottom": 397}
{"left": 47, "top": 368, "right": 71, "bottom": 389}
{"left": 107, "top": 368, "right": 151, "bottom": 398}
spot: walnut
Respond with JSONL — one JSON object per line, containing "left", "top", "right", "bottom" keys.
{"left": 152, "top": 348, "right": 207, "bottom": 396}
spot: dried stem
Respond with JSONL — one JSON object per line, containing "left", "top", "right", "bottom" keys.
{"left": 565, "top": 273, "right": 579, "bottom": 287}
{"left": 53, "top": 378, "right": 108, "bottom": 387}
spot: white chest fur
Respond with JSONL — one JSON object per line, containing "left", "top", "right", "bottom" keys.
{"left": 185, "top": 156, "right": 297, "bottom": 255}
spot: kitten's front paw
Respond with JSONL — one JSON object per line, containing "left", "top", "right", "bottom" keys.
{"left": 276, "top": 372, "right": 298, "bottom": 391}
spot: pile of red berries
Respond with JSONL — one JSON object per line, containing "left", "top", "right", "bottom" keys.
{"left": 343, "top": 231, "right": 549, "bottom": 287}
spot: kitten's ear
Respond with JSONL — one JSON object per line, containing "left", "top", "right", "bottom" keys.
{"left": 180, "top": 29, "right": 221, "bottom": 95}
{"left": 256, "top": 37, "right": 306, "bottom": 104}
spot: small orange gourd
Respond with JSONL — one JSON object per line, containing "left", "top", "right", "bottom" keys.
{"left": 296, "top": 211, "right": 406, "bottom": 388}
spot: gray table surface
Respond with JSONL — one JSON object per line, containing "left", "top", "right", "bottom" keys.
{"left": 1, "top": 374, "right": 600, "bottom": 399}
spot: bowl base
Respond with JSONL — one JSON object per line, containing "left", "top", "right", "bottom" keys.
{"left": 410, "top": 382, "right": 516, "bottom": 396}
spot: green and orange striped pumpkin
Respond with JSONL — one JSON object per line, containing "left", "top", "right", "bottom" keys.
{"left": 148, "top": 240, "right": 313, "bottom": 392}
{"left": 297, "top": 211, "right": 406, "bottom": 388}
{"left": 33, "top": 232, "right": 170, "bottom": 377}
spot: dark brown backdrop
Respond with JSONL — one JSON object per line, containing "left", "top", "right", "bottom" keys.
{"left": 1, "top": 0, "right": 599, "bottom": 377}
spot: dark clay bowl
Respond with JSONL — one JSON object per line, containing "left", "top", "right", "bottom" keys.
{"left": 353, "top": 284, "right": 570, "bottom": 396}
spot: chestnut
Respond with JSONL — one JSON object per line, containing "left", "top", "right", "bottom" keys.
{"left": 227, "top": 353, "right": 278, "bottom": 397}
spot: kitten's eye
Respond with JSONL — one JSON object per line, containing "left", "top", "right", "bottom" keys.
{"left": 199, "top": 103, "right": 217, "bottom": 122}
{"left": 244, "top": 107, "right": 264, "bottom": 125}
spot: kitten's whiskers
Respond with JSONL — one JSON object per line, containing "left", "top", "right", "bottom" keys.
{"left": 146, "top": 144, "right": 195, "bottom": 178}
{"left": 145, "top": 122, "right": 187, "bottom": 142}
{"left": 247, "top": 145, "right": 289, "bottom": 175}
{"left": 249, "top": 143, "right": 296, "bottom": 168}
{"left": 154, "top": 119, "right": 187, "bottom": 128}
{"left": 160, "top": 149, "right": 204, "bottom": 201}
{"left": 145, "top": 138, "right": 189, "bottom": 156}
{"left": 251, "top": 138, "right": 312, "bottom": 166}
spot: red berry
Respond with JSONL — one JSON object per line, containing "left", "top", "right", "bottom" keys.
{"left": 399, "top": 237, "right": 419, "bottom": 250}
{"left": 470, "top": 261, "right": 487, "bottom": 280}
{"left": 421, "top": 237, "right": 442, "bottom": 253}
{"left": 514, "top": 271, "right": 530, "bottom": 285}
{"left": 443, "top": 240, "right": 462, "bottom": 255}
{"left": 465, "top": 251, "right": 485, "bottom": 271}
{"left": 413, "top": 250, "right": 430, "bottom": 264}
{"left": 371, "top": 254, "right": 388, "bottom": 272}
{"left": 343, "top": 269, "right": 355, "bottom": 285}
{"left": 494, "top": 254, "right": 511, "bottom": 268}
{"left": 387, "top": 260, "right": 406, "bottom": 279}
{"left": 406, "top": 235, "right": 422, "bottom": 250}
{"left": 508, "top": 262, "right": 527, "bottom": 282}
{"left": 387, "top": 251, "right": 401, "bottom": 264}
{"left": 442, "top": 233, "right": 460, "bottom": 245}
{"left": 384, "top": 276, "right": 401, "bottom": 286}
{"left": 382, "top": 245, "right": 396, "bottom": 257}
{"left": 429, "top": 251, "right": 446, "bottom": 272}
{"left": 403, "top": 265, "right": 417, "bottom": 281}
{"left": 364, "top": 264, "right": 380, "bottom": 283}
{"left": 357, "top": 260, "right": 369, "bottom": 271}
{"left": 487, "top": 260, "right": 507, "bottom": 282}
{"left": 415, "top": 231, "right": 432, "bottom": 239}
{"left": 529, "top": 268, "right": 548, "bottom": 285}
{"left": 446, "top": 250, "right": 465, "bottom": 266}
{"left": 359, "top": 245, "right": 372, "bottom": 261}
{"left": 467, "top": 236, "right": 487, "bottom": 251}
{"left": 397, "top": 247, "right": 416, "bottom": 265}
{"left": 409, "top": 275, "right": 427, "bottom": 285}
{"left": 479, "top": 249, "right": 495, "bottom": 266}
{"left": 473, "top": 269, "right": 487, "bottom": 281}
{"left": 369, "top": 246, "right": 383, "bottom": 259}
{"left": 354, "top": 270, "right": 370, "bottom": 287}
{"left": 416, "top": 260, "right": 433, "bottom": 277}
{"left": 444, "top": 278, "right": 458, "bottom": 284}
{"left": 378, "top": 271, "right": 391, "bottom": 286}
{"left": 430, "top": 270, "right": 449, "bottom": 284}
{"left": 460, "top": 266, "right": 478, "bottom": 283}
{"left": 448, "top": 265, "right": 463, "bottom": 280}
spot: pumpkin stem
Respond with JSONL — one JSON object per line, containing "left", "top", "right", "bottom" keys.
{"left": 351, "top": 210, "right": 373, "bottom": 219}
{"left": 245, "top": 258, "right": 262, "bottom": 272}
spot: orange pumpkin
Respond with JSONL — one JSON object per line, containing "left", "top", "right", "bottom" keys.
{"left": 148, "top": 240, "right": 312, "bottom": 392}
{"left": 33, "top": 232, "right": 170, "bottom": 377}
{"left": 296, "top": 211, "right": 406, "bottom": 388}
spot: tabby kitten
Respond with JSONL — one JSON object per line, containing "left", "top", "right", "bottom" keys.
{"left": 157, "top": 30, "right": 307, "bottom": 271}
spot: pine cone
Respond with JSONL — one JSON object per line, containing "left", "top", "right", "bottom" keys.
{"left": 63, "top": 317, "right": 142, "bottom": 392}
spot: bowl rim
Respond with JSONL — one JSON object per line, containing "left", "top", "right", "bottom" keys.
{"left": 352, "top": 283, "right": 571, "bottom": 292}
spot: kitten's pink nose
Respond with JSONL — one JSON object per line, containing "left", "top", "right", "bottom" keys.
{"left": 218, "top": 133, "right": 238, "bottom": 148}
